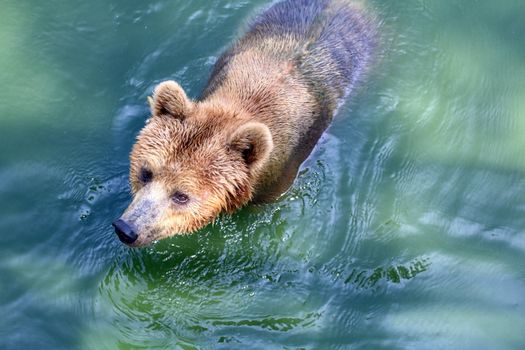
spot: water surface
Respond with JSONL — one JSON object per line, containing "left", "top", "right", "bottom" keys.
{"left": 1, "top": 0, "right": 524, "bottom": 349}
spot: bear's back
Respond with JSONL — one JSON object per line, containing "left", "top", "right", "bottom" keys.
{"left": 205, "top": 0, "right": 377, "bottom": 111}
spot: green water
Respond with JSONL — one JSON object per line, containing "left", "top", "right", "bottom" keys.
{"left": 1, "top": 0, "right": 524, "bottom": 349}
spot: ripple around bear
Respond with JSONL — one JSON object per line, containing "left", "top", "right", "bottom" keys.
{"left": 114, "top": 0, "right": 378, "bottom": 246}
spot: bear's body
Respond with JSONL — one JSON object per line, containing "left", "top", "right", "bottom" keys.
{"left": 113, "top": 0, "right": 377, "bottom": 246}
{"left": 203, "top": 0, "right": 377, "bottom": 201}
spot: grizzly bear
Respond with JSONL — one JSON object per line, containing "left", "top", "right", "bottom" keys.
{"left": 113, "top": 0, "right": 377, "bottom": 246}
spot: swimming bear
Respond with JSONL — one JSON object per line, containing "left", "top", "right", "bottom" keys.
{"left": 113, "top": 0, "right": 377, "bottom": 246}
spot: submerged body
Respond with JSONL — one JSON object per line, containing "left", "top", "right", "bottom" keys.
{"left": 113, "top": 0, "right": 377, "bottom": 246}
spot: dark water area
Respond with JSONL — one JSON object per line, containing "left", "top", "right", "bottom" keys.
{"left": 1, "top": 0, "right": 524, "bottom": 349}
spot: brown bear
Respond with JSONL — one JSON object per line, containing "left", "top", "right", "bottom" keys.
{"left": 113, "top": 0, "right": 377, "bottom": 246}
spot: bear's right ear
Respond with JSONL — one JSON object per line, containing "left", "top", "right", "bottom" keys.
{"left": 149, "top": 80, "right": 193, "bottom": 120}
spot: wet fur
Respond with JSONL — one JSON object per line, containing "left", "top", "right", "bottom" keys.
{"left": 202, "top": 0, "right": 377, "bottom": 200}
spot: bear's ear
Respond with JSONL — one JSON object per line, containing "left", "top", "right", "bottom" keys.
{"left": 150, "top": 80, "right": 193, "bottom": 119}
{"left": 229, "top": 122, "right": 273, "bottom": 172}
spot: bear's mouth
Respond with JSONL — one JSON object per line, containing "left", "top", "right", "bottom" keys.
{"left": 130, "top": 228, "right": 162, "bottom": 247}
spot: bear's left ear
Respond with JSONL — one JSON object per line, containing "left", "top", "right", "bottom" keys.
{"left": 229, "top": 122, "right": 274, "bottom": 173}
{"left": 149, "top": 80, "right": 193, "bottom": 120}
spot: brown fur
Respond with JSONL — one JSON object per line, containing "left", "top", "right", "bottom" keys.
{"left": 117, "top": 0, "right": 377, "bottom": 246}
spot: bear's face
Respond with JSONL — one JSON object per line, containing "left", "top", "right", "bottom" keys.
{"left": 116, "top": 81, "right": 273, "bottom": 246}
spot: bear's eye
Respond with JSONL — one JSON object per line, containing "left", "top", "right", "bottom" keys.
{"left": 139, "top": 167, "right": 153, "bottom": 184}
{"left": 172, "top": 191, "right": 189, "bottom": 205}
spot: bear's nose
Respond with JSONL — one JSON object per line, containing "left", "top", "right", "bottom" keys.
{"left": 112, "top": 219, "right": 138, "bottom": 245}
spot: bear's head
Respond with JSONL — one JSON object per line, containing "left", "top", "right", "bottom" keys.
{"left": 113, "top": 81, "right": 273, "bottom": 246}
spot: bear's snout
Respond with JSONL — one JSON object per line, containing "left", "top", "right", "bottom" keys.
{"left": 112, "top": 219, "right": 138, "bottom": 245}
